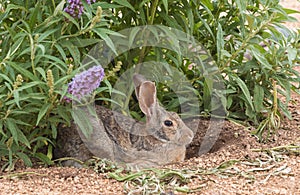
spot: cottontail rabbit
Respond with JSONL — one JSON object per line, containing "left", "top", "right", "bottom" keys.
{"left": 54, "top": 74, "right": 194, "bottom": 169}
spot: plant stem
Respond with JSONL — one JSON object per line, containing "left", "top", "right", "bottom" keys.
{"left": 52, "top": 0, "right": 56, "bottom": 9}
{"left": 222, "top": 13, "right": 275, "bottom": 69}
{"left": 149, "top": 0, "right": 159, "bottom": 25}
{"left": 137, "top": 0, "right": 159, "bottom": 65}
{"left": 122, "top": 0, "right": 160, "bottom": 113}
{"left": 251, "top": 144, "right": 300, "bottom": 152}
{"left": 26, "top": 32, "right": 37, "bottom": 76}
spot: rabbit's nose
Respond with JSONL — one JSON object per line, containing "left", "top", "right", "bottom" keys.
{"left": 180, "top": 127, "right": 194, "bottom": 145}
{"left": 186, "top": 129, "right": 194, "bottom": 141}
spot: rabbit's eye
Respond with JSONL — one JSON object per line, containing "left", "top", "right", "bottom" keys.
{"left": 164, "top": 120, "right": 173, "bottom": 127}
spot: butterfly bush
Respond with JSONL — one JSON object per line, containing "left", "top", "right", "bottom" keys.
{"left": 65, "top": 65, "right": 105, "bottom": 102}
{"left": 64, "top": 0, "right": 96, "bottom": 18}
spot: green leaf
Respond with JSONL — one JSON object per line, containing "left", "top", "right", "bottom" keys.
{"left": 235, "top": 0, "right": 246, "bottom": 33}
{"left": 197, "top": 16, "right": 215, "bottom": 42}
{"left": 245, "top": 101, "right": 256, "bottom": 119}
{"left": 29, "top": 1, "right": 40, "bottom": 29}
{"left": 200, "top": 0, "right": 213, "bottom": 10}
{"left": 245, "top": 14, "right": 254, "bottom": 29}
{"left": 47, "top": 144, "right": 53, "bottom": 160}
{"left": 108, "top": 171, "right": 144, "bottom": 182}
{"left": 34, "top": 153, "right": 54, "bottom": 165}
{"left": 60, "top": 11, "right": 80, "bottom": 30}
{"left": 0, "top": 74, "right": 13, "bottom": 85}
{"left": 17, "top": 129, "right": 31, "bottom": 148}
{"left": 29, "top": 136, "right": 53, "bottom": 145}
{"left": 216, "top": 23, "right": 224, "bottom": 62}
{"left": 13, "top": 91, "right": 21, "bottom": 108}
{"left": 0, "top": 4, "right": 26, "bottom": 23}
{"left": 13, "top": 119, "right": 32, "bottom": 127}
{"left": 251, "top": 46, "right": 272, "bottom": 70}
{"left": 113, "top": 0, "right": 135, "bottom": 12}
{"left": 54, "top": 0, "right": 66, "bottom": 16}
{"left": 276, "top": 77, "right": 291, "bottom": 103}
{"left": 103, "top": 79, "right": 113, "bottom": 95}
{"left": 36, "top": 103, "right": 52, "bottom": 126}
{"left": 235, "top": 0, "right": 246, "bottom": 14}
{"left": 287, "top": 47, "right": 297, "bottom": 63}
{"left": 54, "top": 44, "right": 67, "bottom": 61}
{"left": 42, "top": 54, "right": 67, "bottom": 70}
{"left": 5, "top": 118, "right": 30, "bottom": 148}
{"left": 35, "top": 67, "right": 47, "bottom": 82}
{"left": 162, "top": 0, "right": 168, "bottom": 14}
{"left": 157, "top": 26, "right": 181, "bottom": 54}
{"left": 253, "top": 85, "right": 264, "bottom": 112}
{"left": 92, "top": 28, "right": 118, "bottom": 55}
{"left": 278, "top": 100, "right": 292, "bottom": 120}
{"left": 36, "top": 44, "right": 46, "bottom": 55}
{"left": 9, "top": 35, "right": 25, "bottom": 58}
{"left": 8, "top": 61, "right": 40, "bottom": 82}
{"left": 0, "top": 121, "right": 4, "bottom": 136}
{"left": 57, "top": 105, "right": 71, "bottom": 121}
{"left": 128, "top": 27, "right": 140, "bottom": 49}
{"left": 38, "top": 28, "right": 59, "bottom": 42}
{"left": 283, "top": 8, "right": 300, "bottom": 15}
{"left": 203, "top": 77, "right": 213, "bottom": 110}
{"left": 71, "top": 106, "right": 94, "bottom": 139}
{"left": 16, "top": 81, "right": 42, "bottom": 92}
{"left": 71, "top": 37, "right": 101, "bottom": 48}
{"left": 234, "top": 76, "right": 254, "bottom": 111}
{"left": 62, "top": 42, "right": 81, "bottom": 65}
{"left": 187, "top": 8, "right": 194, "bottom": 33}
{"left": 50, "top": 122, "right": 57, "bottom": 139}
{"left": 164, "top": 16, "right": 182, "bottom": 31}
{"left": 5, "top": 94, "right": 46, "bottom": 106}
{"left": 16, "top": 152, "right": 32, "bottom": 167}
{"left": 6, "top": 118, "right": 19, "bottom": 145}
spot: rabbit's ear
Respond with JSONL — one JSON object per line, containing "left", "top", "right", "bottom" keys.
{"left": 137, "top": 81, "right": 157, "bottom": 117}
{"left": 133, "top": 74, "right": 147, "bottom": 86}
{"left": 133, "top": 74, "right": 147, "bottom": 98}
{"left": 133, "top": 74, "right": 157, "bottom": 117}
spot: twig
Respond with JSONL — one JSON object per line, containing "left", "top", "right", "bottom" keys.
{"left": 251, "top": 144, "right": 300, "bottom": 153}
{"left": 0, "top": 172, "right": 48, "bottom": 179}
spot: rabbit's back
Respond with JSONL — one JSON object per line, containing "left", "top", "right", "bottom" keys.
{"left": 55, "top": 105, "right": 189, "bottom": 167}
{"left": 54, "top": 105, "right": 159, "bottom": 165}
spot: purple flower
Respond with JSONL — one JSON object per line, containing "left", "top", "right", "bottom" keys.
{"left": 64, "top": 0, "right": 96, "bottom": 18}
{"left": 65, "top": 65, "right": 105, "bottom": 102}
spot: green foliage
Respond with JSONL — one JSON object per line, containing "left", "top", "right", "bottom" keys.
{"left": 198, "top": 0, "right": 300, "bottom": 137}
{"left": 0, "top": 0, "right": 113, "bottom": 170}
{"left": 0, "top": 0, "right": 299, "bottom": 169}
{"left": 101, "top": 0, "right": 300, "bottom": 139}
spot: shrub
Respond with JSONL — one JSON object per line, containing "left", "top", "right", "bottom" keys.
{"left": 0, "top": 0, "right": 113, "bottom": 169}
{"left": 103, "top": 0, "right": 300, "bottom": 139}
{"left": 0, "top": 0, "right": 299, "bottom": 169}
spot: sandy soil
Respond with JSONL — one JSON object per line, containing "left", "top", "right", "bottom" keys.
{"left": 1, "top": 95, "right": 299, "bottom": 194}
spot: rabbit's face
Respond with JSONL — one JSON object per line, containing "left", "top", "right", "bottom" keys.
{"left": 148, "top": 109, "right": 194, "bottom": 146}
{"left": 161, "top": 112, "right": 194, "bottom": 145}
{"left": 133, "top": 74, "right": 194, "bottom": 147}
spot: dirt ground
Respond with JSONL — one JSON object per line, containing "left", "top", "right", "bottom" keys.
{"left": 0, "top": 1, "right": 300, "bottom": 195}
{"left": 2, "top": 95, "right": 299, "bottom": 194}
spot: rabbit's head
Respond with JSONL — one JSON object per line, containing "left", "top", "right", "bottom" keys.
{"left": 133, "top": 74, "right": 194, "bottom": 146}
